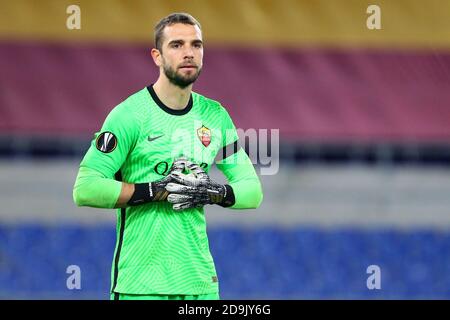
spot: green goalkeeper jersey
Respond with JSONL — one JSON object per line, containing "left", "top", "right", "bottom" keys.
{"left": 73, "top": 85, "right": 263, "bottom": 295}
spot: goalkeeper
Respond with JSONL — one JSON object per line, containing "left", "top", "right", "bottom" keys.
{"left": 73, "top": 12, "right": 263, "bottom": 300}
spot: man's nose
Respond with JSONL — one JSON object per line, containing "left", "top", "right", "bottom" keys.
{"left": 183, "top": 46, "right": 194, "bottom": 58}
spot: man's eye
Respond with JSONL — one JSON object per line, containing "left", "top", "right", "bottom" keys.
{"left": 171, "top": 44, "right": 180, "bottom": 48}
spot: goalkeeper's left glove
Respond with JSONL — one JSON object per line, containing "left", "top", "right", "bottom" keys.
{"left": 165, "top": 160, "right": 235, "bottom": 211}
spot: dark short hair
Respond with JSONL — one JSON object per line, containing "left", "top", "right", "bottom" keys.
{"left": 154, "top": 13, "right": 202, "bottom": 52}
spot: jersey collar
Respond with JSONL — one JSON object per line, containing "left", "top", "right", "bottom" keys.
{"left": 147, "top": 85, "right": 193, "bottom": 116}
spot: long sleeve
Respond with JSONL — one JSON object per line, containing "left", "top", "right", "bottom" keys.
{"left": 217, "top": 148, "right": 263, "bottom": 209}
{"left": 73, "top": 166, "right": 122, "bottom": 208}
{"left": 215, "top": 106, "right": 263, "bottom": 209}
{"left": 73, "top": 101, "right": 139, "bottom": 208}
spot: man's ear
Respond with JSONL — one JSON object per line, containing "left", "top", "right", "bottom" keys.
{"left": 150, "top": 48, "right": 162, "bottom": 67}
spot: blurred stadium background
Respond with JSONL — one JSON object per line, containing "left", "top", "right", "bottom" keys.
{"left": 1, "top": 0, "right": 450, "bottom": 299}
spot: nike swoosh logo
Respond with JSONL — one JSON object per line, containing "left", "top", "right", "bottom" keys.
{"left": 148, "top": 134, "right": 164, "bottom": 142}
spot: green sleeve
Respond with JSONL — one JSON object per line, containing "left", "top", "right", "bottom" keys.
{"left": 73, "top": 102, "right": 140, "bottom": 208}
{"left": 73, "top": 166, "right": 123, "bottom": 208}
{"left": 217, "top": 148, "right": 263, "bottom": 209}
{"left": 216, "top": 108, "right": 263, "bottom": 209}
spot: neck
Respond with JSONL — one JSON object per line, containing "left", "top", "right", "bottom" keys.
{"left": 153, "top": 76, "right": 193, "bottom": 110}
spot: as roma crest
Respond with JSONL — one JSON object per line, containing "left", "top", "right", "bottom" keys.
{"left": 197, "top": 125, "right": 211, "bottom": 147}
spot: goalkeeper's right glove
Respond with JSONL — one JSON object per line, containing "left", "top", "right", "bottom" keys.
{"left": 127, "top": 157, "right": 187, "bottom": 206}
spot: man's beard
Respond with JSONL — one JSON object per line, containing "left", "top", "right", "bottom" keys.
{"left": 163, "top": 62, "right": 202, "bottom": 89}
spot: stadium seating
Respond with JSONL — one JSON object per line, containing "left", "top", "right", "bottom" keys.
{"left": 0, "top": 225, "right": 448, "bottom": 299}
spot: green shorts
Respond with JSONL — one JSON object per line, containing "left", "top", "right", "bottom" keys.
{"left": 111, "top": 292, "right": 220, "bottom": 300}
